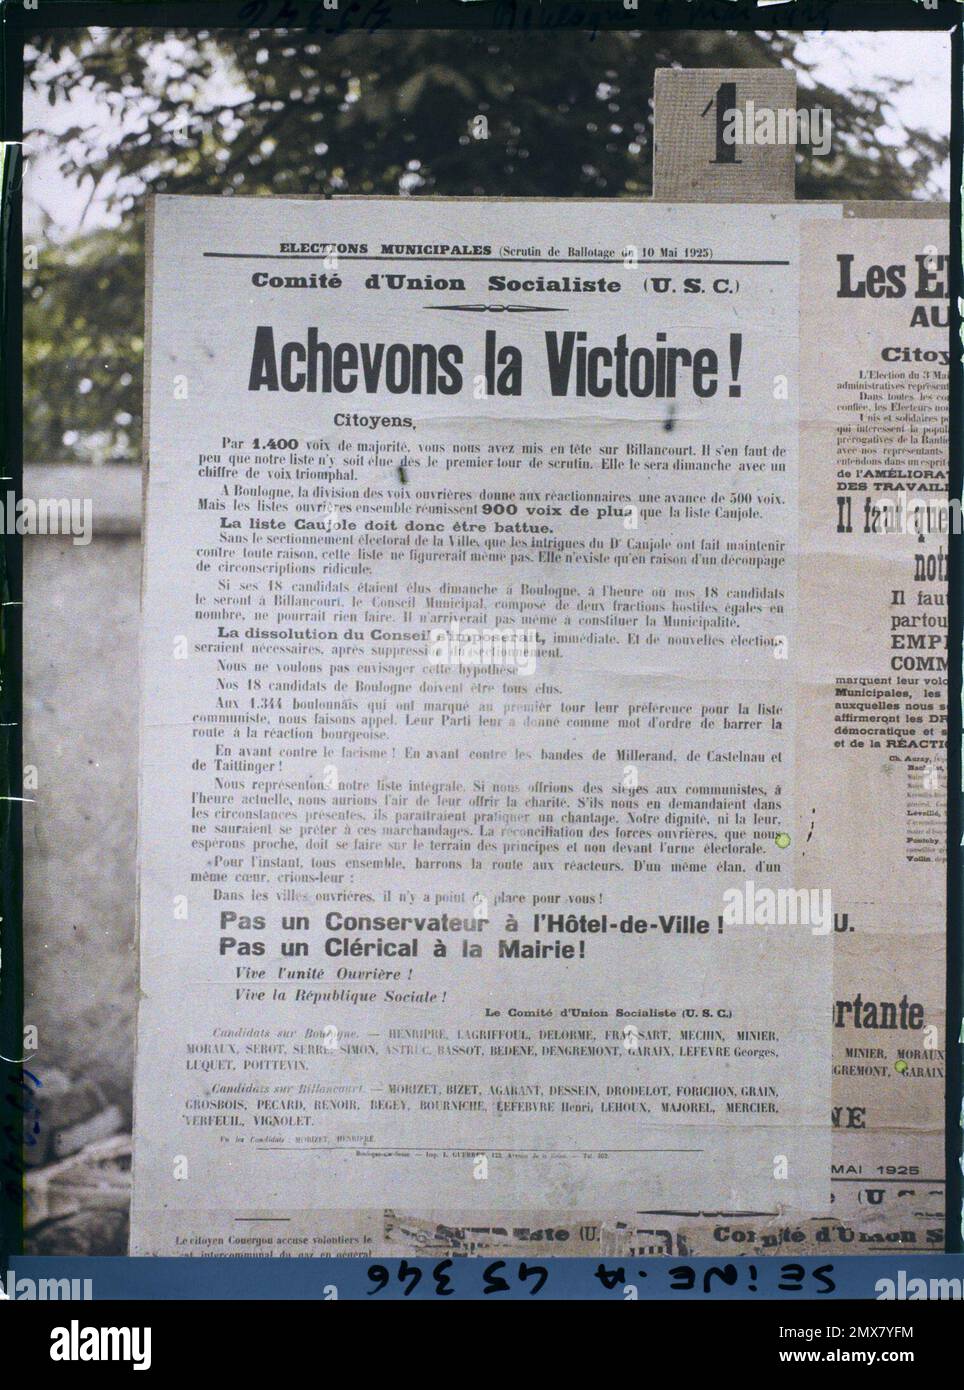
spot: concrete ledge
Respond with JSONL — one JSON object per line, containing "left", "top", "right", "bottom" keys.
{"left": 23, "top": 462, "right": 143, "bottom": 537}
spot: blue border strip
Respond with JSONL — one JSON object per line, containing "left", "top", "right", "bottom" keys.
{"left": 0, "top": 11, "right": 24, "bottom": 1264}
{"left": 3, "top": 1254, "right": 963, "bottom": 1300}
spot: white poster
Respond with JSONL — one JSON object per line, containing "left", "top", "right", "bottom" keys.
{"left": 131, "top": 195, "right": 840, "bottom": 1253}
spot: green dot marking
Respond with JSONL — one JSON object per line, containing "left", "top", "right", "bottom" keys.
{"left": 775, "top": 832, "right": 791, "bottom": 848}
{"left": 895, "top": 1060, "right": 908, "bottom": 1074}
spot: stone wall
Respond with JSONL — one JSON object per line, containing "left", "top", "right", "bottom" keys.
{"left": 23, "top": 463, "right": 143, "bottom": 1115}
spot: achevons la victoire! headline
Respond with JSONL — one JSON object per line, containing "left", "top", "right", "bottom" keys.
{"left": 247, "top": 327, "right": 745, "bottom": 399}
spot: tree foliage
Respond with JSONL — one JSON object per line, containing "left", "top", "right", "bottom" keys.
{"left": 24, "top": 25, "right": 948, "bottom": 462}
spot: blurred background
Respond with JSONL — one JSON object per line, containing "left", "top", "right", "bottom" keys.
{"left": 19, "top": 24, "right": 950, "bottom": 1252}
{"left": 24, "top": 26, "right": 950, "bottom": 466}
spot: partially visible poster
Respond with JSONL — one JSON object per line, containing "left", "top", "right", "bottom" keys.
{"left": 794, "top": 218, "right": 948, "bottom": 1252}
